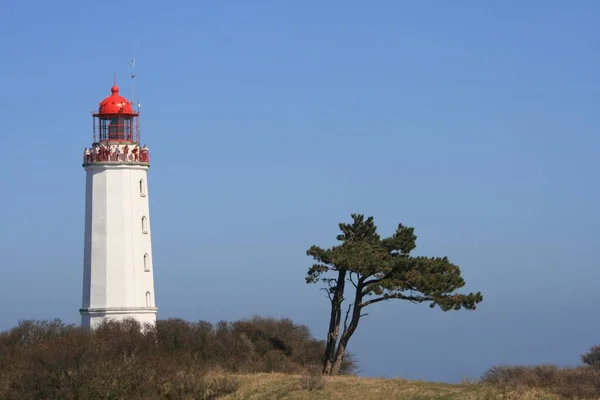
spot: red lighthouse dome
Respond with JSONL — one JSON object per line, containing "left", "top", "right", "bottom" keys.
{"left": 92, "top": 81, "right": 140, "bottom": 144}
{"left": 98, "top": 85, "right": 134, "bottom": 114}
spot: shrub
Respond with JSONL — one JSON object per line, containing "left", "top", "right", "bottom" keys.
{"left": 0, "top": 315, "right": 357, "bottom": 399}
{"left": 582, "top": 345, "right": 600, "bottom": 368}
{"left": 481, "top": 364, "right": 600, "bottom": 399}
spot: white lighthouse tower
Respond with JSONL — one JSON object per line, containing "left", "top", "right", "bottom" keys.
{"left": 80, "top": 81, "right": 157, "bottom": 329}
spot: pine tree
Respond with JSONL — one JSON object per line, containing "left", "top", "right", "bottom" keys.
{"left": 306, "top": 214, "right": 483, "bottom": 375}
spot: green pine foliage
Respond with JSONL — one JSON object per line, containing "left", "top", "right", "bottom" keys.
{"left": 582, "top": 345, "right": 600, "bottom": 368}
{"left": 306, "top": 214, "right": 483, "bottom": 375}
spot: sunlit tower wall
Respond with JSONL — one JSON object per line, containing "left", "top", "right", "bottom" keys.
{"left": 80, "top": 82, "right": 157, "bottom": 329}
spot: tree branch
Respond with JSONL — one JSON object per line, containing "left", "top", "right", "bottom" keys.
{"left": 363, "top": 273, "right": 390, "bottom": 287}
{"left": 359, "top": 293, "right": 433, "bottom": 308}
{"left": 348, "top": 272, "right": 358, "bottom": 288}
{"left": 343, "top": 302, "right": 353, "bottom": 332}
{"left": 362, "top": 270, "right": 399, "bottom": 289}
{"left": 319, "top": 287, "right": 333, "bottom": 302}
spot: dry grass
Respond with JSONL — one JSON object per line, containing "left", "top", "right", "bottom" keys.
{"left": 481, "top": 364, "right": 600, "bottom": 399}
{"left": 218, "top": 373, "right": 560, "bottom": 400}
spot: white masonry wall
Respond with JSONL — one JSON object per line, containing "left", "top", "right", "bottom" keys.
{"left": 81, "top": 163, "right": 157, "bottom": 329}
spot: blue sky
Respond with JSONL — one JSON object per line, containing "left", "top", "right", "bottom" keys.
{"left": 0, "top": 0, "right": 599, "bottom": 383}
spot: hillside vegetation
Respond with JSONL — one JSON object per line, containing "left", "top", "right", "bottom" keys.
{"left": 0, "top": 317, "right": 355, "bottom": 399}
{"left": 1, "top": 318, "right": 600, "bottom": 399}
{"left": 219, "top": 373, "right": 560, "bottom": 400}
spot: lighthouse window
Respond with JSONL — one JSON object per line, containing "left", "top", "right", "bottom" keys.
{"left": 99, "top": 116, "right": 134, "bottom": 142}
{"left": 143, "top": 254, "right": 150, "bottom": 271}
{"left": 141, "top": 216, "right": 148, "bottom": 234}
{"left": 139, "top": 179, "right": 146, "bottom": 197}
{"left": 145, "top": 291, "right": 152, "bottom": 307}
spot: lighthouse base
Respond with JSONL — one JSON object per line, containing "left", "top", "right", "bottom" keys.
{"left": 80, "top": 306, "right": 157, "bottom": 330}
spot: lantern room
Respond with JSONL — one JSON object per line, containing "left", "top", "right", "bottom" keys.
{"left": 92, "top": 84, "right": 139, "bottom": 144}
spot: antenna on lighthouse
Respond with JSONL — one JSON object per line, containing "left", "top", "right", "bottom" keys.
{"left": 130, "top": 57, "right": 136, "bottom": 110}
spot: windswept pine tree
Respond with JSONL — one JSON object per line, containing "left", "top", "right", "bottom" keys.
{"left": 306, "top": 214, "right": 483, "bottom": 375}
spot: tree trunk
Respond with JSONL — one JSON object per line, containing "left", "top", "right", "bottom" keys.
{"left": 330, "top": 280, "right": 364, "bottom": 375}
{"left": 322, "top": 269, "right": 346, "bottom": 375}
{"left": 330, "top": 344, "right": 347, "bottom": 375}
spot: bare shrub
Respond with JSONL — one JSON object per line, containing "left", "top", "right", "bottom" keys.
{"left": 0, "top": 316, "right": 353, "bottom": 399}
{"left": 1, "top": 319, "right": 76, "bottom": 347}
{"left": 481, "top": 364, "right": 600, "bottom": 399}
{"left": 338, "top": 351, "right": 360, "bottom": 375}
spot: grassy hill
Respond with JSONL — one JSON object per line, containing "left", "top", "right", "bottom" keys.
{"left": 218, "top": 373, "right": 556, "bottom": 400}
{"left": 2, "top": 318, "right": 597, "bottom": 399}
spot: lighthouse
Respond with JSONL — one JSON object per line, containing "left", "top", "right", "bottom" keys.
{"left": 80, "top": 81, "right": 157, "bottom": 329}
